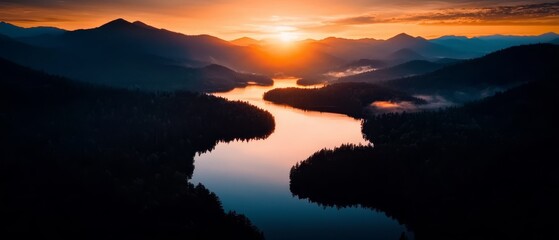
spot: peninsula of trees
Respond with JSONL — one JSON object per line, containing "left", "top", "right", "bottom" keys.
{"left": 263, "top": 82, "right": 426, "bottom": 118}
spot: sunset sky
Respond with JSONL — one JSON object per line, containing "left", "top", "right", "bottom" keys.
{"left": 1, "top": 0, "right": 558, "bottom": 40}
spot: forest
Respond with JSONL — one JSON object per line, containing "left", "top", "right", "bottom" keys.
{"left": 290, "top": 77, "right": 559, "bottom": 239}
{"left": 0, "top": 58, "right": 275, "bottom": 239}
{"left": 263, "top": 82, "right": 425, "bottom": 118}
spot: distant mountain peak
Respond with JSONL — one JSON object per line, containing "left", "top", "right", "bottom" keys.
{"left": 99, "top": 18, "right": 132, "bottom": 29}
{"left": 231, "top": 36, "right": 261, "bottom": 46}
{"left": 235, "top": 36, "right": 256, "bottom": 41}
{"left": 389, "top": 33, "right": 415, "bottom": 41}
{"left": 132, "top": 21, "right": 157, "bottom": 30}
{"left": 0, "top": 21, "right": 20, "bottom": 30}
{"left": 108, "top": 18, "right": 130, "bottom": 24}
{"left": 386, "top": 33, "right": 429, "bottom": 46}
{"left": 540, "top": 32, "right": 559, "bottom": 37}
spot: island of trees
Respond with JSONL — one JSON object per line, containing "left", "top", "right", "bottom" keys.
{"left": 0, "top": 58, "right": 275, "bottom": 239}
{"left": 263, "top": 82, "right": 426, "bottom": 118}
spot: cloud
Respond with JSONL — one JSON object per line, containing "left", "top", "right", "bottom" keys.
{"left": 282, "top": 1, "right": 559, "bottom": 37}
{"left": 327, "top": 15, "right": 378, "bottom": 25}
{"left": 370, "top": 95, "right": 456, "bottom": 114}
{"left": 311, "top": 1, "right": 559, "bottom": 28}
{"left": 399, "top": 2, "right": 559, "bottom": 25}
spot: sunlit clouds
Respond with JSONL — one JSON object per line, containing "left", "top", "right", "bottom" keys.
{"left": 1, "top": 0, "right": 558, "bottom": 39}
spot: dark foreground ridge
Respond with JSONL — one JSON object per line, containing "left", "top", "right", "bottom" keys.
{"left": 0, "top": 58, "right": 275, "bottom": 239}
{"left": 289, "top": 76, "right": 559, "bottom": 239}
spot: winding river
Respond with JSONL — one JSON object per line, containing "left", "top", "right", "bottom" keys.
{"left": 192, "top": 78, "right": 410, "bottom": 240}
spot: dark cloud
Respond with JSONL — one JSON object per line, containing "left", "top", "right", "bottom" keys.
{"left": 369, "top": 0, "right": 555, "bottom": 7}
{"left": 320, "top": 1, "right": 559, "bottom": 26}
{"left": 328, "top": 15, "right": 377, "bottom": 25}
{"left": 401, "top": 2, "right": 559, "bottom": 24}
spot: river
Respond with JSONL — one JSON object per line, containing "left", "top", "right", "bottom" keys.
{"left": 192, "top": 78, "right": 410, "bottom": 240}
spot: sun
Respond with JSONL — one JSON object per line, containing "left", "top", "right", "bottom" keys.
{"left": 272, "top": 25, "right": 299, "bottom": 43}
{"left": 279, "top": 31, "right": 298, "bottom": 43}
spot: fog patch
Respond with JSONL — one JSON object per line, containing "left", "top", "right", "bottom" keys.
{"left": 326, "top": 66, "right": 375, "bottom": 78}
{"left": 367, "top": 86, "right": 516, "bottom": 115}
{"left": 444, "top": 86, "right": 508, "bottom": 103}
{"left": 414, "top": 95, "right": 455, "bottom": 109}
{"left": 369, "top": 95, "right": 456, "bottom": 114}
{"left": 480, "top": 87, "right": 507, "bottom": 98}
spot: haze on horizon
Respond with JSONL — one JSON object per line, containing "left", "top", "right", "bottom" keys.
{"left": 1, "top": 0, "right": 558, "bottom": 40}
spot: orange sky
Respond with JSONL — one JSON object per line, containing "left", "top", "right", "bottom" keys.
{"left": 1, "top": 0, "right": 558, "bottom": 40}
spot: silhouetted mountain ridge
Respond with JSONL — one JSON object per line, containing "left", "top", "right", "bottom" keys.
{"left": 337, "top": 59, "right": 450, "bottom": 84}
{"left": 305, "top": 33, "right": 474, "bottom": 65}
{"left": 0, "top": 21, "right": 65, "bottom": 38}
{"left": 0, "top": 26, "right": 272, "bottom": 91}
{"left": 98, "top": 18, "right": 133, "bottom": 29}
{"left": 231, "top": 37, "right": 261, "bottom": 46}
{"left": 387, "top": 33, "right": 426, "bottom": 46}
{"left": 132, "top": 20, "right": 157, "bottom": 30}
{"left": 4, "top": 19, "right": 558, "bottom": 88}
{"left": 384, "top": 44, "right": 559, "bottom": 101}
{"left": 432, "top": 32, "right": 559, "bottom": 54}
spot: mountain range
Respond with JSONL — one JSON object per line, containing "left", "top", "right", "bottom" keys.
{"left": 383, "top": 44, "right": 559, "bottom": 102}
{"left": 336, "top": 59, "right": 458, "bottom": 84}
{"left": 1, "top": 18, "right": 557, "bottom": 92}
{"left": 0, "top": 19, "right": 273, "bottom": 91}
{"left": 431, "top": 33, "right": 559, "bottom": 54}
{"left": 0, "top": 21, "right": 64, "bottom": 38}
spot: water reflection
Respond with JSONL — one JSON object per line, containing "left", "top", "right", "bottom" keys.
{"left": 192, "top": 78, "right": 408, "bottom": 240}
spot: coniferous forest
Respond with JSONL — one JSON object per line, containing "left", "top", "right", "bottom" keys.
{"left": 290, "top": 75, "right": 559, "bottom": 239}
{"left": 0, "top": 58, "right": 274, "bottom": 239}
{"left": 263, "top": 82, "right": 426, "bottom": 118}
